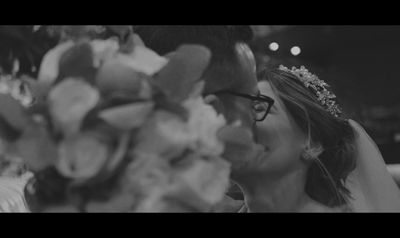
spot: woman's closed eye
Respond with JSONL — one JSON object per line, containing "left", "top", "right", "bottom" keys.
{"left": 253, "top": 101, "right": 268, "bottom": 113}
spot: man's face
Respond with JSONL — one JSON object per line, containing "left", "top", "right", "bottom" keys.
{"left": 204, "top": 43, "right": 259, "bottom": 128}
{"left": 202, "top": 43, "right": 263, "bottom": 174}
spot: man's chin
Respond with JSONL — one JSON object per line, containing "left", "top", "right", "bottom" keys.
{"left": 224, "top": 145, "right": 266, "bottom": 171}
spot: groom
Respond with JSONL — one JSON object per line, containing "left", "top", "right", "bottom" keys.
{"left": 135, "top": 26, "right": 267, "bottom": 210}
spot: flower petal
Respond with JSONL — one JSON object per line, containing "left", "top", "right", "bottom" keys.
{"left": 95, "top": 54, "right": 147, "bottom": 97}
{"left": 38, "top": 40, "right": 75, "bottom": 85}
{"left": 90, "top": 39, "right": 119, "bottom": 68}
{"left": 49, "top": 78, "right": 99, "bottom": 136}
{"left": 103, "top": 133, "right": 130, "bottom": 174}
{"left": 56, "top": 133, "right": 110, "bottom": 180}
{"left": 134, "top": 111, "right": 192, "bottom": 160}
{"left": 99, "top": 101, "right": 154, "bottom": 130}
{"left": 174, "top": 156, "right": 231, "bottom": 206}
{"left": 127, "top": 46, "right": 169, "bottom": 76}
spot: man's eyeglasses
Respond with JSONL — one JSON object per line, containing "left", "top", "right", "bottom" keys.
{"left": 212, "top": 90, "right": 275, "bottom": 122}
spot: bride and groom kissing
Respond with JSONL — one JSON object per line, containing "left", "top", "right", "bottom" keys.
{"left": 133, "top": 25, "right": 400, "bottom": 212}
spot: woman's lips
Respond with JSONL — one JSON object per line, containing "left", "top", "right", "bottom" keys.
{"left": 252, "top": 143, "right": 268, "bottom": 160}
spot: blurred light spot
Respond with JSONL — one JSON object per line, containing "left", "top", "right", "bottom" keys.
{"left": 291, "top": 46, "right": 301, "bottom": 56}
{"left": 12, "top": 59, "right": 20, "bottom": 75}
{"left": 394, "top": 133, "right": 400, "bottom": 143}
{"left": 269, "top": 42, "right": 279, "bottom": 51}
{"left": 33, "top": 25, "right": 41, "bottom": 32}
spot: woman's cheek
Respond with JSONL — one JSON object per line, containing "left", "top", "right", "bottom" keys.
{"left": 254, "top": 117, "right": 280, "bottom": 150}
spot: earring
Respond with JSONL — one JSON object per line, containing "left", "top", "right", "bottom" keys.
{"left": 301, "top": 149, "right": 315, "bottom": 162}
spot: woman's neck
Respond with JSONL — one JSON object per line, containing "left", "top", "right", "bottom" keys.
{"left": 234, "top": 168, "right": 311, "bottom": 212}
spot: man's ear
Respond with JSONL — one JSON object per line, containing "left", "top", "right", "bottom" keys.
{"left": 204, "top": 94, "right": 224, "bottom": 115}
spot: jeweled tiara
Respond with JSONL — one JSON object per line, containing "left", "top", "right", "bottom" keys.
{"left": 279, "top": 65, "right": 342, "bottom": 117}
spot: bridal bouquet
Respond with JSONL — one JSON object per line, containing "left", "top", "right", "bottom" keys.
{"left": 0, "top": 26, "right": 231, "bottom": 212}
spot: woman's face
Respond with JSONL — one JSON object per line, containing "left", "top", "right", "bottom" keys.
{"left": 253, "top": 80, "right": 308, "bottom": 175}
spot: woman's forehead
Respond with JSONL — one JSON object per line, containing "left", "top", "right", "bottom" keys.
{"left": 258, "top": 81, "right": 277, "bottom": 101}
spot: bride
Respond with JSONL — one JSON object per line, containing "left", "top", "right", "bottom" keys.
{"left": 218, "top": 65, "right": 400, "bottom": 212}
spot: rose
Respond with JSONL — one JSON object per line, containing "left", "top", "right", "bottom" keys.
{"left": 56, "top": 132, "right": 110, "bottom": 180}
{"left": 172, "top": 155, "right": 231, "bottom": 207}
{"left": 134, "top": 110, "right": 195, "bottom": 160}
{"left": 183, "top": 96, "right": 226, "bottom": 157}
{"left": 48, "top": 78, "right": 100, "bottom": 136}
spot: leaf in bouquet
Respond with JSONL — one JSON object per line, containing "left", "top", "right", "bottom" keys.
{"left": 57, "top": 41, "right": 97, "bottom": 85}
{"left": 173, "top": 156, "right": 231, "bottom": 206}
{"left": 187, "top": 80, "right": 205, "bottom": 99}
{"left": 14, "top": 124, "right": 57, "bottom": 171}
{"left": 119, "top": 32, "right": 135, "bottom": 54}
{"left": 98, "top": 101, "right": 154, "bottom": 130}
{"left": 102, "top": 132, "right": 130, "bottom": 175}
{"left": 49, "top": 78, "right": 100, "bottom": 136}
{"left": 95, "top": 54, "right": 147, "bottom": 97}
{"left": 56, "top": 132, "right": 110, "bottom": 180}
{"left": 153, "top": 45, "right": 211, "bottom": 102}
{"left": 38, "top": 40, "right": 75, "bottom": 85}
{"left": 132, "top": 33, "right": 145, "bottom": 47}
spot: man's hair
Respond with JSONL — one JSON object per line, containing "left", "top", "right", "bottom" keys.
{"left": 134, "top": 26, "right": 254, "bottom": 94}
{"left": 134, "top": 25, "right": 253, "bottom": 60}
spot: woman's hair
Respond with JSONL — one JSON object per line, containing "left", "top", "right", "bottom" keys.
{"left": 258, "top": 67, "right": 356, "bottom": 207}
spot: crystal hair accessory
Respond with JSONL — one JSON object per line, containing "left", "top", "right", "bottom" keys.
{"left": 278, "top": 65, "right": 342, "bottom": 117}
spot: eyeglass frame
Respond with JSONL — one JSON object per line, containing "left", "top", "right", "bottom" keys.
{"left": 211, "top": 90, "right": 275, "bottom": 122}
